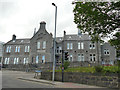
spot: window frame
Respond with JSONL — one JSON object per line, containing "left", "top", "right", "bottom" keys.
{"left": 37, "top": 42, "right": 40, "bottom": 49}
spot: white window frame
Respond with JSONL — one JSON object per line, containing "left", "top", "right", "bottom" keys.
{"left": 27, "top": 46, "right": 30, "bottom": 52}
{"left": 104, "top": 49, "right": 110, "bottom": 55}
{"left": 37, "top": 42, "right": 40, "bottom": 49}
{"left": 23, "top": 58, "right": 26, "bottom": 64}
{"left": 110, "top": 60, "right": 113, "bottom": 65}
{"left": 25, "top": 46, "right": 27, "bottom": 52}
{"left": 78, "top": 54, "right": 81, "bottom": 61}
{"left": 42, "top": 55, "right": 45, "bottom": 63}
{"left": 18, "top": 46, "right": 20, "bottom": 52}
{"left": 25, "top": 46, "right": 30, "bottom": 52}
{"left": 92, "top": 43, "right": 95, "bottom": 49}
{"left": 69, "top": 54, "right": 73, "bottom": 61}
{"left": 6, "top": 46, "right": 11, "bottom": 53}
{"left": 70, "top": 43, "right": 73, "bottom": 49}
{"left": 78, "top": 42, "right": 80, "bottom": 49}
{"left": 14, "top": 58, "right": 16, "bottom": 64}
{"left": 89, "top": 43, "right": 92, "bottom": 49}
{"left": 81, "top": 54, "right": 84, "bottom": 61}
{"left": 4, "top": 58, "right": 8, "bottom": 64}
{"left": 23, "top": 58, "right": 28, "bottom": 64}
{"left": 7, "top": 58, "right": 10, "bottom": 64}
{"left": 15, "top": 46, "right": 18, "bottom": 52}
{"left": 67, "top": 43, "right": 69, "bottom": 49}
{"left": 59, "top": 47, "right": 62, "bottom": 54}
{"left": 78, "top": 54, "right": 84, "bottom": 61}
{"left": 89, "top": 43, "right": 95, "bottom": 49}
{"left": 106, "top": 49, "right": 110, "bottom": 55}
{"left": 89, "top": 54, "right": 96, "bottom": 61}
{"left": 43, "top": 41, "right": 46, "bottom": 49}
{"left": 36, "top": 56, "right": 39, "bottom": 64}
{"left": 9, "top": 46, "right": 11, "bottom": 52}
{"left": 15, "top": 46, "right": 20, "bottom": 52}
{"left": 16, "top": 58, "right": 19, "bottom": 64}
{"left": 81, "top": 42, "right": 84, "bottom": 49}
{"left": 6, "top": 46, "right": 9, "bottom": 52}
{"left": 93, "top": 54, "right": 96, "bottom": 61}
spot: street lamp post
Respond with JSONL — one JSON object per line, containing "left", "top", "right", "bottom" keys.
{"left": 52, "top": 3, "right": 57, "bottom": 82}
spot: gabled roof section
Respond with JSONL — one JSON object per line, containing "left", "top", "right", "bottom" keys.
{"left": 30, "top": 21, "right": 52, "bottom": 40}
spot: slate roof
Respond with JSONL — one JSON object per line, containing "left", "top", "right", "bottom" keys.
{"left": 64, "top": 34, "right": 91, "bottom": 41}
{"left": 56, "top": 37, "right": 63, "bottom": 43}
{"left": 4, "top": 39, "right": 30, "bottom": 45}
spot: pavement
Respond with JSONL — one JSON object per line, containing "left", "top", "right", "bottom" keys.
{"left": 17, "top": 75, "right": 104, "bottom": 88}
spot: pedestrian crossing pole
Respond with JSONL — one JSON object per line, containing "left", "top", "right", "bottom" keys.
{"left": 62, "top": 50, "right": 64, "bottom": 82}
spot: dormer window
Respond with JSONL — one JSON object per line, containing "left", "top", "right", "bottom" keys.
{"left": 69, "top": 36, "right": 71, "bottom": 39}
{"left": 12, "top": 40, "right": 15, "bottom": 42}
{"left": 21, "top": 40, "right": 24, "bottom": 42}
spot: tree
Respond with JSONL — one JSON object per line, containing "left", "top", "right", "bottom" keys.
{"left": 72, "top": 1, "right": 120, "bottom": 63}
{"left": 73, "top": 1, "right": 120, "bottom": 42}
{"left": 109, "top": 32, "right": 120, "bottom": 57}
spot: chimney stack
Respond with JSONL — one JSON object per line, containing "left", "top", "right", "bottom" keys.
{"left": 33, "top": 28, "right": 36, "bottom": 36}
{"left": 12, "top": 34, "right": 16, "bottom": 40}
{"left": 40, "top": 21, "right": 46, "bottom": 30}
{"left": 64, "top": 30, "right": 66, "bottom": 36}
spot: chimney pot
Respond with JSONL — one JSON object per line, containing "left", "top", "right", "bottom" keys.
{"left": 64, "top": 31, "right": 66, "bottom": 36}
{"left": 12, "top": 34, "right": 16, "bottom": 40}
{"left": 40, "top": 21, "right": 46, "bottom": 30}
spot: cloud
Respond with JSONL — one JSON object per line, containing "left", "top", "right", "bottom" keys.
{"left": 0, "top": 0, "right": 78, "bottom": 43}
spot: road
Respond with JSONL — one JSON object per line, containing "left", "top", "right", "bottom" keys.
{"left": 2, "top": 70, "right": 55, "bottom": 88}
{"left": 1, "top": 70, "right": 117, "bottom": 90}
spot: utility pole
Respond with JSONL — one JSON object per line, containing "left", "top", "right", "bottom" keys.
{"left": 52, "top": 3, "right": 57, "bottom": 82}
{"left": 62, "top": 49, "right": 64, "bottom": 82}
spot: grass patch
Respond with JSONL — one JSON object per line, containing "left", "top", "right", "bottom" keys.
{"left": 47, "top": 65, "right": 119, "bottom": 73}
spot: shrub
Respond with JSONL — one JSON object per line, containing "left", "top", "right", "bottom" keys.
{"left": 94, "top": 65, "right": 104, "bottom": 73}
{"left": 103, "top": 66, "right": 119, "bottom": 73}
{"left": 60, "top": 61, "right": 70, "bottom": 70}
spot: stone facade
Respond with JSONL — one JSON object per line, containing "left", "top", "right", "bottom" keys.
{"left": 101, "top": 43, "right": 116, "bottom": 65}
{"left": 0, "top": 42, "right": 4, "bottom": 57}
{"left": 30, "top": 21, "right": 53, "bottom": 64}
{"left": 2, "top": 21, "right": 116, "bottom": 66}
{"left": 0, "top": 41, "right": 4, "bottom": 63}
{"left": 3, "top": 38, "right": 30, "bottom": 65}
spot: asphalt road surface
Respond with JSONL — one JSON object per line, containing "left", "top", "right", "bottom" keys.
{"left": 2, "top": 70, "right": 55, "bottom": 88}
{"left": 1, "top": 70, "right": 118, "bottom": 90}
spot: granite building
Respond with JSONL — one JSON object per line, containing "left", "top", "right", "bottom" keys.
{"left": 2, "top": 21, "right": 116, "bottom": 66}
{"left": 0, "top": 41, "right": 4, "bottom": 63}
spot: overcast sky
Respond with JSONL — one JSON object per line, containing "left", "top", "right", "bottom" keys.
{"left": 0, "top": 0, "right": 78, "bottom": 43}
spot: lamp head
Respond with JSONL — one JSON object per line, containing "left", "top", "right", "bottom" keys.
{"left": 52, "top": 3, "right": 56, "bottom": 6}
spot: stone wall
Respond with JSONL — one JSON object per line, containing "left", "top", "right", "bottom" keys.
{"left": 40, "top": 72, "right": 119, "bottom": 89}
{"left": 3, "top": 61, "right": 101, "bottom": 72}
{"left": 3, "top": 62, "right": 53, "bottom": 72}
